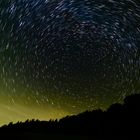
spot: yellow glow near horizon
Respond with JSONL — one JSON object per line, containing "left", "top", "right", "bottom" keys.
{"left": 0, "top": 102, "right": 69, "bottom": 126}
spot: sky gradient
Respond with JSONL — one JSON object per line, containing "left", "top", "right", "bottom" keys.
{"left": 0, "top": 0, "right": 140, "bottom": 125}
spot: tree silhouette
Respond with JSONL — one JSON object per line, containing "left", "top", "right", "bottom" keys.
{"left": 0, "top": 94, "right": 140, "bottom": 139}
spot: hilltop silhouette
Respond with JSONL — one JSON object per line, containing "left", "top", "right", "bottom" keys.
{"left": 0, "top": 94, "right": 140, "bottom": 139}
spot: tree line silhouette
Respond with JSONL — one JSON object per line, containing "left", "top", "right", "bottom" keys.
{"left": 0, "top": 94, "right": 140, "bottom": 139}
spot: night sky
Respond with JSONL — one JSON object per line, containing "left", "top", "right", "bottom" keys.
{"left": 0, "top": 0, "right": 140, "bottom": 125}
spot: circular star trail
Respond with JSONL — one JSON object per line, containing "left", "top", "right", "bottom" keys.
{"left": 0, "top": 0, "right": 140, "bottom": 125}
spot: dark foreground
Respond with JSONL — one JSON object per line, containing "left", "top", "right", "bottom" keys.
{"left": 0, "top": 133, "right": 92, "bottom": 140}
{"left": 0, "top": 94, "right": 140, "bottom": 139}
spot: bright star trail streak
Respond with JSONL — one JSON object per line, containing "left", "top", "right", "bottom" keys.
{"left": 0, "top": 0, "right": 140, "bottom": 125}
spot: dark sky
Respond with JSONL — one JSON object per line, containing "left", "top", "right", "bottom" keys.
{"left": 0, "top": 0, "right": 140, "bottom": 125}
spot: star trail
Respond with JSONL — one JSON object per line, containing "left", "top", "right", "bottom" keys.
{"left": 0, "top": 0, "right": 140, "bottom": 125}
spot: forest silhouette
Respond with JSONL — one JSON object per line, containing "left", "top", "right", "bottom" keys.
{"left": 0, "top": 94, "right": 140, "bottom": 139}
